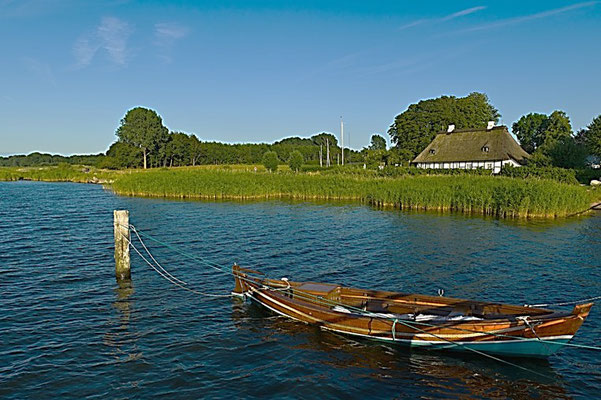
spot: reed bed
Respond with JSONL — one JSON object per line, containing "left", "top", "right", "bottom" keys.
{"left": 0, "top": 165, "right": 117, "bottom": 183}
{"left": 109, "top": 168, "right": 597, "bottom": 218}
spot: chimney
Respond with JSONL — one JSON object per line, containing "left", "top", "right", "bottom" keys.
{"left": 447, "top": 124, "right": 455, "bottom": 133}
{"left": 487, "top": 121, "right": 495, "bottom": 130}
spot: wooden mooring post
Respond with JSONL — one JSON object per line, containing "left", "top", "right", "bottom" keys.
{"left": 113, "top": 210, "right": 131, "bottom": 281}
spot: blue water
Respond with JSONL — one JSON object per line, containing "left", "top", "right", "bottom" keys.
{"left": 1, "top": 181, "right": 600, "bottom": 399}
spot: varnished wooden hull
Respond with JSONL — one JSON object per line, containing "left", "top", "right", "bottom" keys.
{"left": 232, "top": 266, "right": 592, "bottom": 357}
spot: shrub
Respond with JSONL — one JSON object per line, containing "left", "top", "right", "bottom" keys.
{"left": 262, "top": 151, "right": 279, "bottom": 172}
{"left": 500, "top": 165, "right": 579, "bottom": 185}
{"left": 288, "top": 150, "right": 303, "bottom": 172}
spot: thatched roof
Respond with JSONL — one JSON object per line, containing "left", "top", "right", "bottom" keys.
{"left": 412, "top": 126, "right": 530, "bottom": 164}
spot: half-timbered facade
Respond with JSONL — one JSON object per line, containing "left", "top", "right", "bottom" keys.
{"left": 412, "top": 125, "right": 529, "bottom": 174}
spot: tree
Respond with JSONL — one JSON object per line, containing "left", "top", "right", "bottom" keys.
{"left": 168, "top": 132, "right": 192, "bottom": 166}
{"left": 580, "top": 115, "right": 601, "bottom": 158}
{"left": 288, "top": 150, "right": 303, "bottom": 172}
{"left": 513, "top": 111, "right": 573, "bottom": 155}
{"left": 104, "top": 141, "right": 142, "bottom": 169}
{"left": 188, "top": 134, "right": 203, "bottom": 166}
{"left": 545, "top": 136, "right": 587, "bottom": 169}
{"left": 369, "top": 134, "right": 387, "bottom": 150}
{"left": 116, "top": 107, "right": 169, "bottom": 169}
{"left": 310, "top": 132, "right": 338, "bottom": 147}
{"left": 512, "top": 113, "right": 548, "bottom": 153}
{"left": 363, "top": 149, "right": 386, "bottom": 167}
{"left": 262, "top": 151, "right": 279, "bottom": 172}
{"left": 388, "top": 92, "right": 499, "bottom": 158}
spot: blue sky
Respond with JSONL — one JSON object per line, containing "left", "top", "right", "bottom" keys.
{"left": 1, "top": 0, "right": 600, "bottom": 156}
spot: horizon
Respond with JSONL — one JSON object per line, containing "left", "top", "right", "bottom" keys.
{"left": 2, "top": 1, "right": 600, "bottom": 156}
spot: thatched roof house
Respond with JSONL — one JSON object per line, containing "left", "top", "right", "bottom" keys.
{"left": 412, "top": 125, "right": 529, "bottom": 173}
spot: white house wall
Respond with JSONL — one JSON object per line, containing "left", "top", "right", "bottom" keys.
{"left": 416, "top": 159, "right": 520, "bottom": 174}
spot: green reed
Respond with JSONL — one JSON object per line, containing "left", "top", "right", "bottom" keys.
{"left": 109, "top": 167, "right": 598, "bottom": 218}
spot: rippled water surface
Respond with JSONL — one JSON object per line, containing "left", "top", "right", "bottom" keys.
{"left": 1, "top": 181, "right": 600, "bottom": 399}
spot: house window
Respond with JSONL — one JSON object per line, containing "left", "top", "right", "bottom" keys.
{"left": 482, "top": 146, "right": 490, "bottom": 153}
{"left": 485, "top": 162, "right": 493, "bottom": 169}
{"left": 429, "top": 149, "right": 436, "bottom": 155}
{"left": 466, "top": 162, "right": 473, "bottom": 169}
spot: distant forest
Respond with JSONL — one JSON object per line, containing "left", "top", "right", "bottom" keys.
{"left": 0, "top": 135, "right": 365, "bottom": 168}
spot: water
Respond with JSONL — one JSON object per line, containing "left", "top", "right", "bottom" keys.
{"left": 1, "top": 181, "right": 600, "bottom": 399}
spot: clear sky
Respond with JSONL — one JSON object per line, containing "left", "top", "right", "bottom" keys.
{"left": 1, "top": 0, "right": 600, "bottom": 156}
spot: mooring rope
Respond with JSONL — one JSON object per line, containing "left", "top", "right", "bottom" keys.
{"left": 122, "top": 231, "right": 231, "bottom": 298}
{"left": 121, "top": 223, "right": 601, "bottom": 354}
{"left": 130, "top": 226, "right": 188, "bottom": 286}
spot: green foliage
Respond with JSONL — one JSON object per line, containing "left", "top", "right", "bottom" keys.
{"left": 0, "top": 152, "right": 106, "bottom": 167}
{"left": 288, "top": 150, "right": 304, "bottom": 172}
{"left": 369, "top": 134, "right": 387, "bottom": 150}
{"left": 580, "top": 115, "right": 601, "bottom": 158}
{"left": 0, "top": 165, "right": 117, "bottom": 183}
{"left": 262, "top": 151, "right": 279, "bottom": 172}
{"left": 104, "top": 141, "right": 142, "bottom": 169}
{"left": 388, "top": 92, "right": 499, "bottom": 158}
{"left": 575, "top": 168, "right": 601, "bottom": 184}
{"left": 512, "top": 113, "right": 548, "bottom": 153}
{"left": 513, "top": 110, "right": 585, "bottom": 168}
{"left": 310, "top": 132, "right": 338, "bottom": 147}
{"left": 109, "top": 168, "right": 596, "bottom": 218}
{"left": 386, "top": 147, "right": 413, "bottom": 166}
{"left": 363, "top": 149, "right": 386, "bottom": 167}
{"left": 500, "top": 165, "right": 579, "bottom": 184}
{"left": 544, "top": 136, "right": 587, "bottom": 169}
{"left": 116, "top": 107, "right": 169, "bottom": 169}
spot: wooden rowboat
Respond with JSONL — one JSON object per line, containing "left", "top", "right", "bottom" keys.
{"left": 232, "top": 265, "right": 592, "bottom": 358}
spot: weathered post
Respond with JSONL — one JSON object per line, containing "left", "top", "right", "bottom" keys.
{"left": 113, "top": 210, "right": 131, "bottom": 281}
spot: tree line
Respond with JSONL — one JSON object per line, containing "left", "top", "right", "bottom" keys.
{"left": 2, "top": 95, "right": 600, "bottom": 170}
{"left": 100, "top": 107, "right": 362, "bottom": 169}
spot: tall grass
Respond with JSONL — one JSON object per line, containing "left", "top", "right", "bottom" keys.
{"left": 0, "top": 165, "right": 117, "bottom": 183}
{"left": 109, "top": 168, "right": 598, "bottom": 218}
{"left": 2, "top": 165, "right": 597, "bottom": 218}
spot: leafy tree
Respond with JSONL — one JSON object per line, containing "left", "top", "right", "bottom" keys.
{"left": 116, "top": 107, "right": 169, "bottom": 169}
{"left": 512, "top": 113, "right": 548, "bottom": 153}
{"left": 545, "top": 136, "right": 587, "bottom": 169}
{"left": 262, "top": 151, "right": 279, "bottom": 172}
{"left": 363, "top": 149, "right": 387, "bottom": 167}
{"left": 386, "top": 147, "right": 413, "bottom": 166}
{"left": 104, "top": 141, "right": 142, "bottom": 168}
{"left": 544, "top": 111, "right": 572, "bottom": 141}
{"left": 310, "top": 132, "right": 338, "bottom": 147}
{"left": 188, "top": 134, "right": 203, "bottom": 166}
{"left": 168, "top": 132, "right": 192, "bottom": 166}
{"left": 580, "top": 115, "right": 601, "bottom": 158}
{"left": 388, "top": 92, "right": 499, "bottom": 158}
{"left": 513, "top": 111, "right": 573, "bottom": 155}
{"left": 369, "top": 134, "right": 387, "bottom": 151}
{"left": 288, "top": 150, "right": 304, "bottom": 172}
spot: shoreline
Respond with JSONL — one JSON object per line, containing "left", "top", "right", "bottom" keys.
{"left": 2, "top": 165, "right": 599, "bottom": 219}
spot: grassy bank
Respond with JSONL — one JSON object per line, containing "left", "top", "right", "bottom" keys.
{"left": 109, "top": 167, "right": 599, "bottom": 218}
{"left": 1, "top": 165, "right": 597, "bottom": 218}
{"left": 0, "top": 165, "right": 118, "bottom": 183}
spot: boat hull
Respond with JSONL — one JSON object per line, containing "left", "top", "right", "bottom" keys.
{"left": 233, "top": 266, "right": 592, "bottom": 358}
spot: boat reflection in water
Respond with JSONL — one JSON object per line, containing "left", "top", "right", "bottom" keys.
{"left": 231, "top": 300, "right": 570, "bottom": 399}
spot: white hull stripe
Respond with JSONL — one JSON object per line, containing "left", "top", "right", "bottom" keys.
{"left": 247, "top": 289, "right": 562, "bottom": 342}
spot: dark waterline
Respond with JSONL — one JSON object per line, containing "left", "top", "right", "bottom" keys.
{"left": 1, "top": 181, "right": 600, "bottom": 399}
